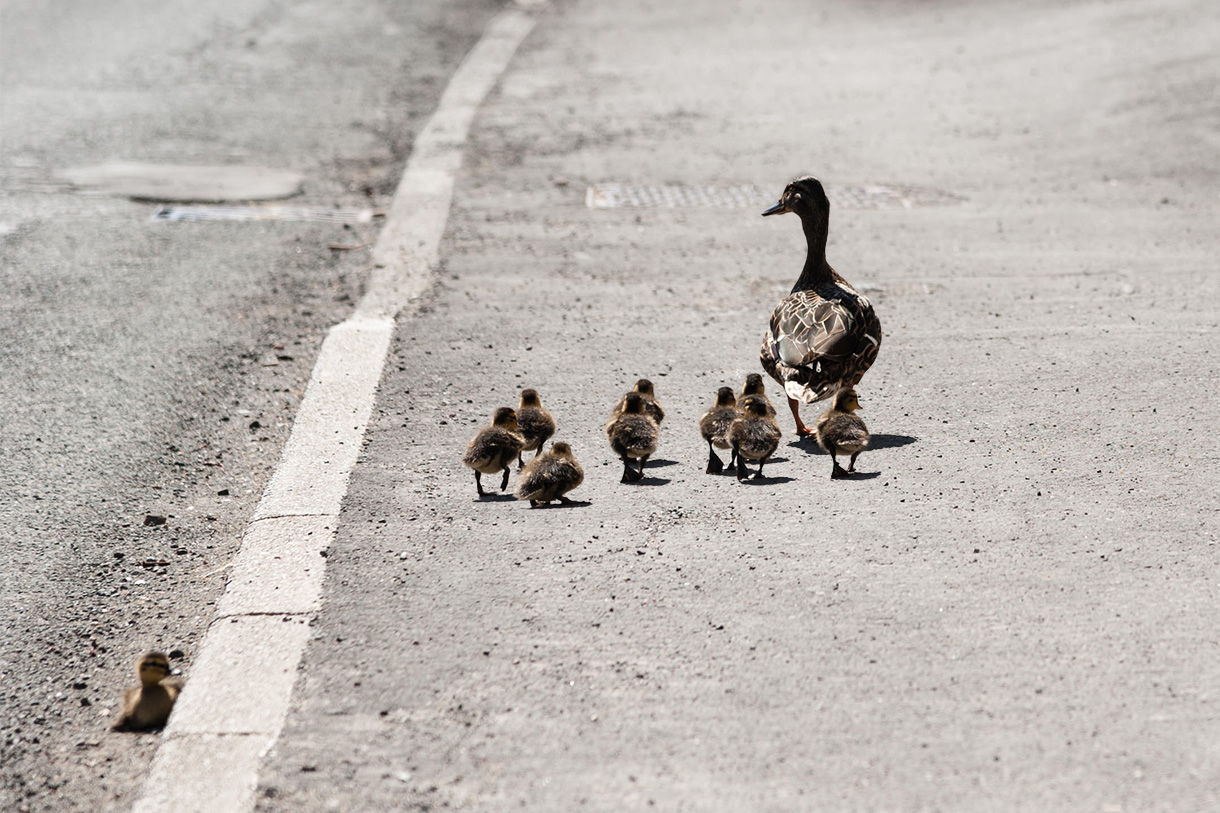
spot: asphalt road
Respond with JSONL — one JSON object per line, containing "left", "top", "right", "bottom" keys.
{"left": 0, "top": 1, "right": 500, "bottom": 810}
{"left": 5, "top": 0, "right": 1220, "bottom": 810}
{"left": 255, "top": 0, "right": 1220, "bottom": 810}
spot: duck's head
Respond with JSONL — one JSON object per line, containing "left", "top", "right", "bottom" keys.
{"left": 136, "top": 651, "right": 171, "bottom": 686}
{"left": 492, "top": 407, "right": 519, "bottom": 429}
{"left": 519, "top": 388, "right": 542, "bottom": 408}
{"left": 714, "top": 386, "right": 736, "bottom": 407}
{"left": 743, "top": 399, "right": 769, "bottom": 417}
{"left": 762, "top": 176, "right": 829, "bottom": 220}
{"left": 621, "top": 391, "right": 645, "bottom": 414}
{"left": 633, "top": 379, "right": 656, "bottom": 397}
{"left": 834, "top": 388, "right": 862, "bottom": 412}
{"left": 551, "top": 441, "right": 574, "bottom": 458}
{"left": 742, "top": 373, "right": 766, "bottom": 396}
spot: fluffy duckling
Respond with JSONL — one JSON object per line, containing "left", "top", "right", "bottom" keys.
{"left": 815, "top": 388, "right": 870, "bottom": 479}
{"left": 606, "top": 391, "right": 659, "bottom": 482}
{"left": 760, "top": 176, "right": 882, "bottom": 436}
{"left": 514, "top": 441, "right": 585, "bottom": 507}
{"left": 740, "top": 372, "right": 777, "bottom": 418}
{"left": 462, "top": 407, "right": 525, "bottom": 496}
{"left": 727, "top": 398, "right": 783, "bottom": 481}
{"left": 111, "top": 651, "right": 182, "bottom": 732}
{"left": 515, "top": 388, "right": 556, "bottom": 467}
{"left": 699, "top": 386, "right": 738, "bottom": 474}
{"left": 614, "top": 378, "right": 665, "bottom": 426}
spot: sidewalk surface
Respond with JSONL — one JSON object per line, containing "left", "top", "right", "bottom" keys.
{"left": 257, "top": 0, "right": 1219, "bottom": 809}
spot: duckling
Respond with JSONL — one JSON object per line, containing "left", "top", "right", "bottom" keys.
{"left": 606, "top": 391, "right": 659, "bottom": 482}
{"left": 815, "top": 388, "right": 870, "bottom": 479}
{"left": 515, "top": 388, "right": 556, "bottom": 468}
{"left": 739, "top": 372, "right": 777, "bottom": 418}
{"left": 760, "top": 176, "right": 882, "bottom": 436}
{"left": 462, "top": 407, "right": 525, "bottom": 496}
{"left": 727, "top": 398, "right": 783, "bottom": 481}
{"left": 514, "top": 441, "right": 585, "bottom": 507}
{"left": 699, "top": 386, "right": 738, "bottom": 474}
{"left": 614, "top": 378, "right": 665, "bottom": 426}
{"left": 111, "top": 651, "right": 182, "bottom": 732}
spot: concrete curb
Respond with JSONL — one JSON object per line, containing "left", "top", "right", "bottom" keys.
{"left": 131, "top": 5, "right": 543, "bottom": 811}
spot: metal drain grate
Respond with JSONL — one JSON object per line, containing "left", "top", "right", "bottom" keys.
{"left": 586, "top": 183, "right": 963, "bottom": 210}
{"left": 150, "top": 205, "right": 379, "bottom": 224}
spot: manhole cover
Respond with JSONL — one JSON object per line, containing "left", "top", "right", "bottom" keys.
{"left": 150, "top": 205, "right": 378, "bottom": 224}
{"left": 586, "top": 183, "right": 963, "bottom": 210}
{"left": 57, "top": 162, "right": 304, "bottom": 203}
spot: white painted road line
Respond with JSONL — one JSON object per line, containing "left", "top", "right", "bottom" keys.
{"left": 131, "top": 5, "right": 543, "bottom": 812}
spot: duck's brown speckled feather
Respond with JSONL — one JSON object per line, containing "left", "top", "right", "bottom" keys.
{"left": 760, "top": 278, "right": 881, "bottom": 404}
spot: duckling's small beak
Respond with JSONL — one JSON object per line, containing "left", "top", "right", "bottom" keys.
{"left": 761, "top": 200, "right": 788, "bottom": 217}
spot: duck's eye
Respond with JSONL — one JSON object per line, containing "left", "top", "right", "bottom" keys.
{"left": 792, "top": 192, "right": 803, "bottom": 204}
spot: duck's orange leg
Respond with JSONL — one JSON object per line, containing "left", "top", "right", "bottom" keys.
{"left": 787, "top": 396, "right": 814, "bottom": 436}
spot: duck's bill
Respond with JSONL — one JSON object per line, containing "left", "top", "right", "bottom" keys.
{"left": 761, "top": 201, "right": 787, "bottom": 216}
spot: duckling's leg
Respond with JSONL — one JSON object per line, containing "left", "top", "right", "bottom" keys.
{"left": 637, "top": 455, "right": 650, "bottom": 479}
{"left": 474, "top": 471, "right": 487, "bottom": 497}
{"left": 620, "top": 456, "right": 637, "bottom": 483}
{"left": 536, "top": 433, "right": 551, "bottom": 459}
{"left": 734, "top": 446, "right": 750, "bottom": 481}
{"left": 500, "top": 465, "right": 511, "bottom": 492}
{"left": 828, "top": 446, "right": 849, "bottom": 479}
{"left": 727, "top": 448, "right": 738, "bottom": 474}
{"left": 787, "top": 396, "right": 813, "bottom": 436}
{"left": 706, "top": 441, "right": 724, "bottom": 475}
{"left": 847, "top": 451, "right": 861, "bottom": 473}
{"left": 752, "top": 456, "right": 769, "bottom": 480}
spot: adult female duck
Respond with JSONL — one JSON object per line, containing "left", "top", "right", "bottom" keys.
{"left": 760, "top": 176, "right": 882, "bottom": 435}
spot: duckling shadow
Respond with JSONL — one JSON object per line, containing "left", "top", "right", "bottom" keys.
{"left": 841, "top": 471, "right": 882, "bottom": 481}
{"left": 870, "top": 434, "right": 918, "bottom": 450}
{"left": 475, "top": 493, "right": 518, "bottom": 503}
{"left": 531, "top": 500, "right": 593, "bottom": 509}
{"left": 644, "top": 458, "right": 680, "bottom": 468}
{"left": 634, "top": 475, "right": 672, "bottom": 486}
{"left": 739, "top": 475, "right": 797, "bottom": 485}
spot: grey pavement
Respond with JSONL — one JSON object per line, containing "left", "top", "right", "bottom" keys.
{"left": 255, "top": 0, "right": 1220, "bottom": 810}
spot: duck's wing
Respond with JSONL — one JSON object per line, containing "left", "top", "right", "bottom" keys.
{"left": 761, "top": 288, "right": 881, "bottom": 403}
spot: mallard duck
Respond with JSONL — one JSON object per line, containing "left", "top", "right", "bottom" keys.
{"left": 514, "top": 441, "right": 585, "bottom": 506}
{"left": 739, "top": 372, "right": 776, "bottom": 418}
{"left": 760, "top": 176, "right": 882, "bottom": 435}
{"left": 111, "top": 651, "right": 182, "bottom": 732}
{"left": 727, "top": 398, "right": 782, "bottom": 481}
{"left": 699, "top": 386, "right": 738, "bottom": 474}
{"left": 614, "top": 379, "right": 664, "bottom": 426}
{"left": 606, "top": 391, "right": 659, "bottom": 482}
{"left": 462, "top": 407, "right": 524, "bottom": 496}
{"left": 515, "top": 388, "right": 556, "bottom": 468}
{"left": 815, "top": 388, "right": 870, "bottom": 479}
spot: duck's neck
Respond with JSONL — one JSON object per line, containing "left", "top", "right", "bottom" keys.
{"left": 792, "top": 211, "right": 832, "bottom": 291}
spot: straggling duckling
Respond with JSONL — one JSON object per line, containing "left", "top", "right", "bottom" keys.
{"left": 740, "top": 372, "right": 776, "bottom": 418}
{"left": 614, "top": 378, "right": 665, "bottom": 426}
{"left": 606, "top": 391, "right": 659, "bottom": 482}
{"left": 699, "top": 386, "right": 738, "bottom": 474}
{"left": 111, "top": 651, "right": 182, "bottom": 732}
{"left": 515, "top": 441, "right": 585, "bottom": 507}
{"left": 815, "top": 388, "right": 870, "bottom": 479}
{"left": 727, "top": 398, "right": 782, "bottom": 481}
{"left": 462, "top": 407, "right": 525, "bottom": 496}
{"left": 515, "top": 388, "right": 556, "bottom": 468}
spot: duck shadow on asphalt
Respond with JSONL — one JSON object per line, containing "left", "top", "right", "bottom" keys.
{"left": 787, "top": 434, "right": 918, "bottom": 455}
